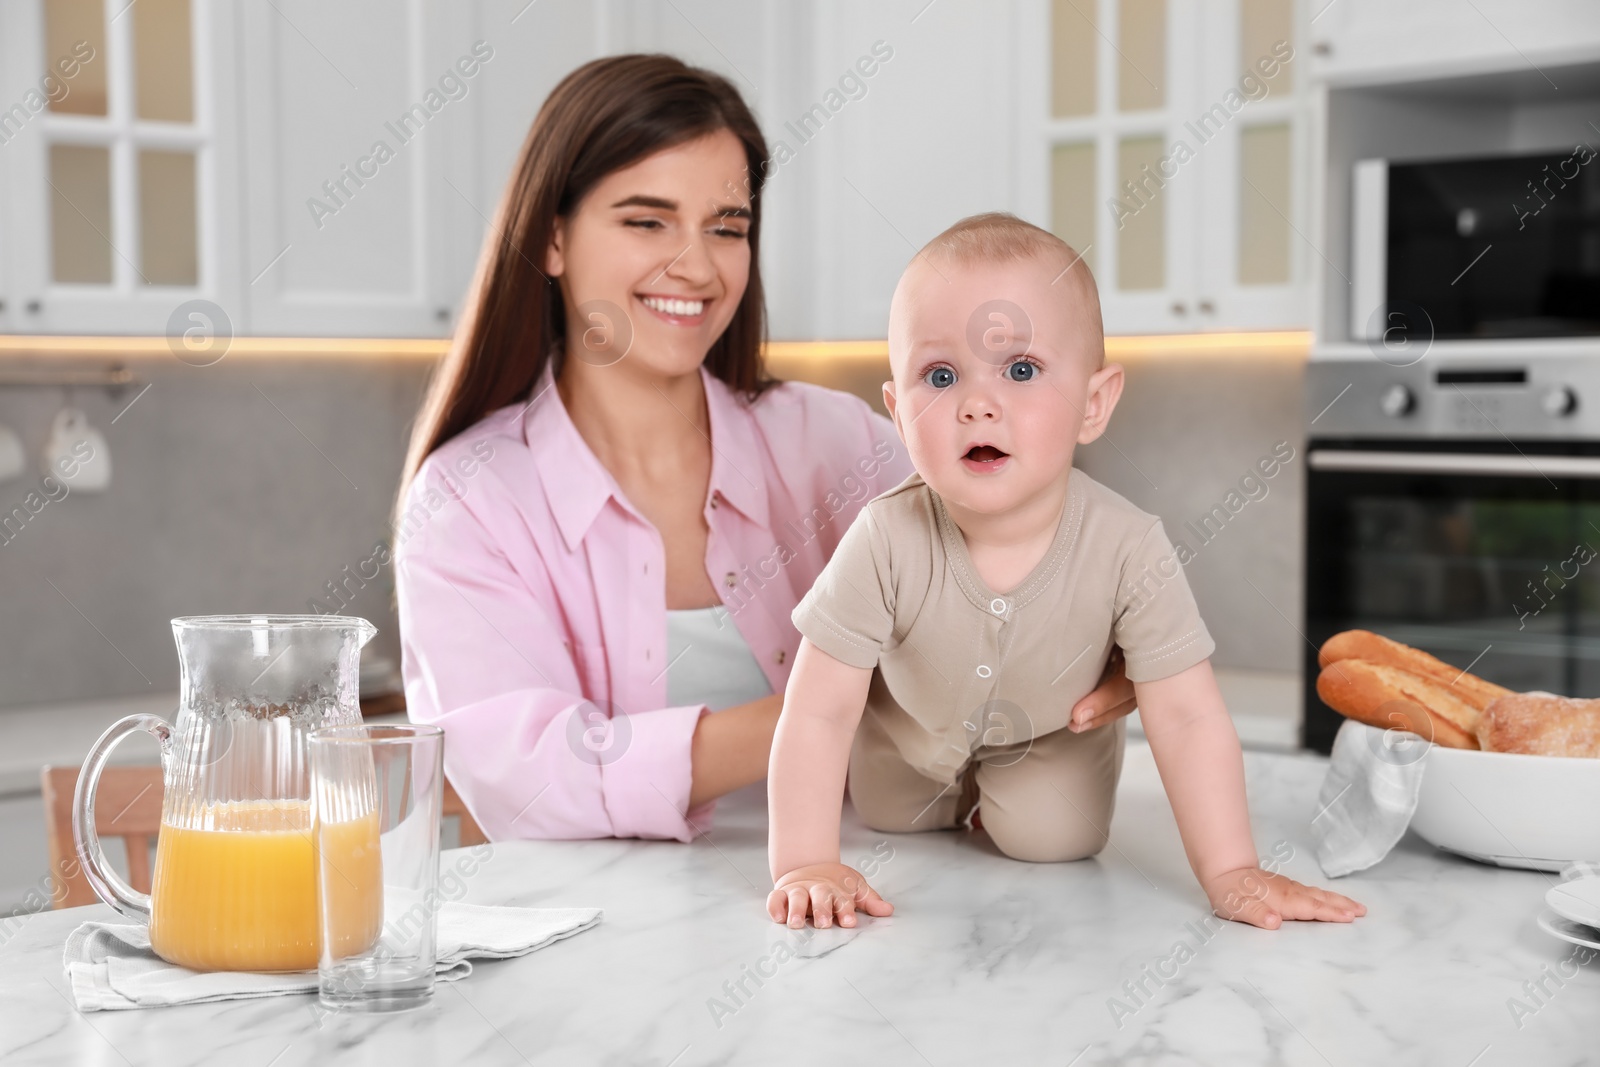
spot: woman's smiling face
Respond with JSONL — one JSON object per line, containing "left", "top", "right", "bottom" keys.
{"left": 546, "top": 129, "right": 753, "bottom": 376}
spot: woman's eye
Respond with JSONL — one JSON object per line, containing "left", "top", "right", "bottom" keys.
{"left": 624, "top": 218, "right": 664, "bottom": 230}
{"left": 711, "top": 226, "right": 748, "bottom": 240}
{"left": 924, "top": 366, "right": 956, "bottom": 389}
{"left": 1007, "top": 359, "right": 1038, "bottom": 382}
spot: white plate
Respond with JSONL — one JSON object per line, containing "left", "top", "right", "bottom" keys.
{"left": 1546, "top": 876, "right": 1600, "bottom": 928}
{"left": 1536, "top": 907, "right": 1600, "bottom": 952}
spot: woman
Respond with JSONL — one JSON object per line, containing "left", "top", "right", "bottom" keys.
{"left": 394, "top": 54, "right": 1134, "bottom": 843}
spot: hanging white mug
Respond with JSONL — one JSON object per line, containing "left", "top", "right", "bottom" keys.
{"left": 43, "top": 407, "right": 111, "bottom": 493}
{"left": 0, "top": 422, "right": 23, "bottom": 484}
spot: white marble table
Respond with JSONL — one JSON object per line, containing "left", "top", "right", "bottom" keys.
{"left": 2, "top": 739, "right": 1595, "bottom": 1066}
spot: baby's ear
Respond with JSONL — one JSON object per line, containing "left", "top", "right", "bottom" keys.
{"left": 1077, "top": 362, "right": 1125, "bottom": 445}
{"left": 882, "top": 379, "right": 900, "bottom": 428}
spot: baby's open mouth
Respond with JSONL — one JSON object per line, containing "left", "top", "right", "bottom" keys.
{"left": 964, "top": 445, "right": 1008, "bottom": 462}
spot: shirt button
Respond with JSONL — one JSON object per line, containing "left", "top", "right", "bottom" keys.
{"left": 725, "top": 571, "right": 737, "bottom": 587}
{"left": 710, "top": 494, "right": 720, "bottom": 509}
{"left": 975, "top": 664, "right": 992, "bottom": 678}
{"left": 990, "top": 598, "right": 1006, "bottom": 615}
{"left": 775, "top": 649, "right": 786, "bottom": 664}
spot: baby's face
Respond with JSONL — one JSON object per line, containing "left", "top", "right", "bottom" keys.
{"left": 884, "top": 254, "right": 1119, "bottom": 517}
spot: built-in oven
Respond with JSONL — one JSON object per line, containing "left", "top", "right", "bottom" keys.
{"left": 1302, "top": 351, "right": 1600, "bottom": 754}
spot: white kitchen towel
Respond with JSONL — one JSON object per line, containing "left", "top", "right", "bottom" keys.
{"left": 1311, "top": 718, "right": 1430, "bottom": 877}
{"left": 64, "top": 902, "right": 602, "bottom": 1012}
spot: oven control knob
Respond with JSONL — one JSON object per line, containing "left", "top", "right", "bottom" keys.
{"left": 1542, "top": 384, "right": 1577, "bottom": 417}
{"left": 1378, "top": 383, "right": 1415, "bottom": 417}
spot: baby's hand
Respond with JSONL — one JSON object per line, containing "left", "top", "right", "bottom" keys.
{"left": 768, "top": 863, "right": 894, "bottom": 929}
{"left": 1202, "top": 866, "right": 1366, "bottom": 929}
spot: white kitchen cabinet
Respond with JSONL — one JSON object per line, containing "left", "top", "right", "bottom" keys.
{"left": 0, "top": 0, "right": 244, "bottom": 336}
{"left": 234, "top": 0, "right": 482, "bottom": 338}
{"left": 791, "top": 2, "right": 1026, "bottom": 340}
{"left": 1305, "top": 0, "right": 1600, "bottom": 86}
{"left": 1019, "top": 0, "right": 1310, "bottom": 333}
{"left": 237, "top": 0, "right": 605, "bottom": 337}
{"left": 605, "top": 0, "right": 1039, "bottom": 340}
{"left": 466, "top": 0, "right": 609, "bottom": 259}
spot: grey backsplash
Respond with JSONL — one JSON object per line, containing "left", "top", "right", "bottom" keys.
{"left": 0, "top": 345, "right": 1304, "bottom": 710}
{"left": 1072, "top": 350, "right": 1307, "bottom": 674}
{"left": 0, "top": 353, "right": 435, "bottom": 708}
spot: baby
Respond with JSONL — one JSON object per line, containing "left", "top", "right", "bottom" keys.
{"left": 765, "top": 212, "right": 1365, "bottom": 930}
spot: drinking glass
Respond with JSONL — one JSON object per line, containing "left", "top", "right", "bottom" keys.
{"left": 309, "top": 723, "right": 444, "bottom": 1012}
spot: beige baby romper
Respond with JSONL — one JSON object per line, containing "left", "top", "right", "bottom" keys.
{"left": 791, "top": 468, "right": 1215, "bottom": 862}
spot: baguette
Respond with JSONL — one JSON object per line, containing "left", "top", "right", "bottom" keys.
{"left": 1477, "top": 693, "right": 1600, "bottom": 758}
{"left": 1318, "top": 629, "right": 1510, "bottom": 712}
{"left": 1315, "top": 659, "right": 1480, "bottom": 749}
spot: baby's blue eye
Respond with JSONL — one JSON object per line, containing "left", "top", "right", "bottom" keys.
{"left": 924, "top": 366, "right": 956, "bottom": 388}
{"left": 1007, "top": 359, "right": 1037, "bottom": 382}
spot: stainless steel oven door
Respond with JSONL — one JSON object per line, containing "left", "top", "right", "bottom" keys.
{"left": 1303, "top": 442, "right": 1600, "bottom": 753}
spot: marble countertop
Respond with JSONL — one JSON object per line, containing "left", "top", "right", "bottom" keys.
{"left": 1, "top": 739, "right": 1595, "bottom": 1066}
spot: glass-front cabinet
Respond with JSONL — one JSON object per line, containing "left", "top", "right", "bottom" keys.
{"left": 1025, "top": 0, "right": 1308, "bottom": 333}
{"left": 0, "top": 0, "right": 242, "bottom": 334}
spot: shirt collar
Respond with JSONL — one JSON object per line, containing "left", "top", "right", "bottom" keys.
{"left": 524, "top": 360, "right": 613, "bottom": 554}
{"left": 525, "top": 360, "right": 770, "bottom": 552}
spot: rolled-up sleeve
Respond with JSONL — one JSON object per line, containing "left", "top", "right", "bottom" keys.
{"left": 395, "top": 470, "right": 710, "bottom": 843}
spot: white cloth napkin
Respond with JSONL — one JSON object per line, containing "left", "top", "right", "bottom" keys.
{"left": 64, "top": 902, "right": 602, "bottom": 1012}
{"left": 1311, "top": 719, "right": 1430, "bottom": 877}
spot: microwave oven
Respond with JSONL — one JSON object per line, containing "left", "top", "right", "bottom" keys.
{"left": 1350, "top": 149, "right": 1600, "bottom": 343}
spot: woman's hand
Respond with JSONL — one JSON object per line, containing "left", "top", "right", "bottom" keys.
{"left": 768, "top": 863, "right": 893, "bottom": 929}
{"left": 1202, "top": 866, "right": 1367, "bottom": 929}
{"left": 1068, "top": 647, "right": 1137, "bottom": 732}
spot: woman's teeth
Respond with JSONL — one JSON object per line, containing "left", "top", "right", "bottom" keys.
{"left": 641, "top": 296, "right": 705, "bottom": 317}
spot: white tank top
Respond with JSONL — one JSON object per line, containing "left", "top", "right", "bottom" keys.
{"left": 664, "top": 605, "right": 774, "bottom": 712}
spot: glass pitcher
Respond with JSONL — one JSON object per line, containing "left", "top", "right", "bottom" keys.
{"left": 74, "top": 615, "right": 382, "bottom": 972}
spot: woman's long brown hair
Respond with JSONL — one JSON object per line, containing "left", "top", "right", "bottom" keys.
{"left": 397, "top": 54, "right": 779, "bottom": 517}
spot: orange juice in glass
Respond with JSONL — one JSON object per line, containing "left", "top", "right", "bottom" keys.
{"left": 311, "top": 724, "right": 445, "bottom": 1012}
{"left": 148, "top": 800, "right": 381, "bottom": 972}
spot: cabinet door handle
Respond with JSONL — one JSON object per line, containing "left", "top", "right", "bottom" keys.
{"left": 26, "top": 300, "right": 41, "bottom": 314}
{"left": 1170, "top": 301, "right": 1187, "bottom": 316}
{"left": 1198, "top": 299, "right": 1216, "bottom": 314}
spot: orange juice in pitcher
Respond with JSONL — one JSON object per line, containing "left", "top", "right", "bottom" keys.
{"left": 148, "top": 801, "right": 382, "bottom": 972}
{"left": 73, "top": 616, "right": 383, "bottom": 972}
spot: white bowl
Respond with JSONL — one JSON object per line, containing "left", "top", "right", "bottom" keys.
{"left": 1410, "top": 745, "right": 1600, "bottom": 871}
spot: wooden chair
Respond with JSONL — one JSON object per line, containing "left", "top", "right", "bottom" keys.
{"left": 39, "top": 766, "right": 487, "bottom": 911}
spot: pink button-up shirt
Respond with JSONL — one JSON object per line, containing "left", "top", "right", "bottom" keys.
{"left": 395, "top": 359, "right": 912, "bottom": 843}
